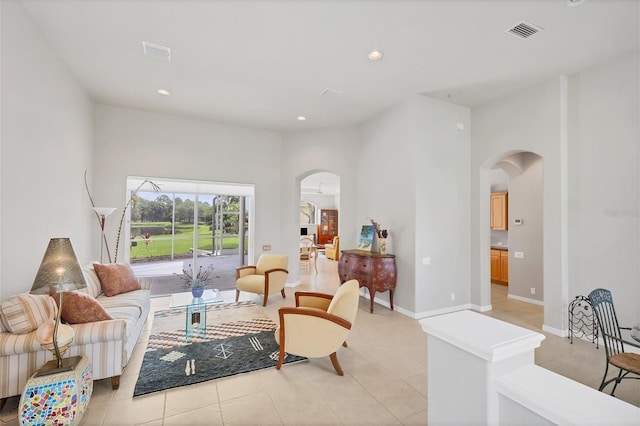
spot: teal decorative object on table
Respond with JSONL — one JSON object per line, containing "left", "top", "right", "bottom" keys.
{"left": 175, "top": 263, "right": 219, "bottom": 297}
{"left": 191, "top": 279, "right": 204, "bottom": 298}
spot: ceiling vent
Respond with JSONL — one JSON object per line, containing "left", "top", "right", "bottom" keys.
{"left": 142, "top": 41, "right": 171, "bottom": 61}
{"left": 506, "top": 21, "right": 543, "bottom": 39}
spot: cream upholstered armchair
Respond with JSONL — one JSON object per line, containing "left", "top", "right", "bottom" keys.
{"left": 325, "top": 236, "right": 340, "bottom": 260}
{"left": 236, "top": 254, "right": 289, "bottom": 306}
{"left": 275, "top": 279, "right": 359, "bottom": 375}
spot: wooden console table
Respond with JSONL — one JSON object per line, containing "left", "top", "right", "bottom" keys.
{"left": 338, "top": 249, "right": 397, "bottom": 313}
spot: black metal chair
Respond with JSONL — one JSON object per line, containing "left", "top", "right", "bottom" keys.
{"left": 588, "top": 288, "right": 640, "bottom": 396}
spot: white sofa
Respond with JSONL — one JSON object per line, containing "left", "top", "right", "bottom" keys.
{"left": 0, "top": 262, "right": 151, "bottom": 407}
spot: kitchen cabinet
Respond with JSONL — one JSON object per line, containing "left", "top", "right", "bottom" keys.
{"left": 491, "top": 249, "right": 508, "bottom": 285}
{"left": 490, "top": 192, "right": 508, "bottom": 230}
{"left": 317, "top": 209, "right": 338, "bottom": 245}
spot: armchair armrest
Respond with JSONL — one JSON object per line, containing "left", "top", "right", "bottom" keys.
{"left": 294, "top": 291, "right": 333, "bottom": 310}
{"left": 264, "top": 268, "right": 289, "bottom": 291}
{"left": 278, "top": 307, "right": 352, "bottom": 358}
{"left": 236, "top": 266, "right": 257, "bottom": 279}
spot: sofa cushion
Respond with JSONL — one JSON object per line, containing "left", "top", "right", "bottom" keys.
{"left": 94, "top": 263, "right": 141, "bottom": 297}
{"left": 82, "top": 263, "right": 104, "bottom": 298}
{"left": 97, "top": 289, "right": 150, "bottom": 319}
{"left": 0, "top": 294, "right": 56, "bottom": 334}
{"left": 56, "top": 291, "right": 113, "bottom": 324}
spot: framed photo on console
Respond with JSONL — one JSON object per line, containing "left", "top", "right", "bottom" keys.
{"left": 357, "top": 225, "right": 374, "bottom": 251}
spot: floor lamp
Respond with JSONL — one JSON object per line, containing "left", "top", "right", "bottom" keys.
{"left": 93, "top": 207, "right": 116, "bottom": 263}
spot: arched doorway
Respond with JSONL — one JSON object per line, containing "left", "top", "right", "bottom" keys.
{"left": 298, "top": 171, "right": 340, "bottom": 276}
{"left": 481, "top": 151, "right": 545, "bottom": 321}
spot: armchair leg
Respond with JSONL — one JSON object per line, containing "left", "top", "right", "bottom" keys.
{"left": 281, "top": 289, "right": 286, "bottom": 299}
{"left": 235, "top": 289, "right": 240, "bottom": 302}
{"left": 263, "top": 293, "right": 268, "bottom": 307}
{"left": 342, "top": 341, "right": 348, "bottom": 347}
{"left": 329, "top": 352, "right": 344, "bottom": 376}
{"left": 276, "top": 347, "right": 285, "bottom": 370}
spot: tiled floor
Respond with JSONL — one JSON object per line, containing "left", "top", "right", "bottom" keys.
{"left": 1, "top": 258, "right": 638, "bottom": 425}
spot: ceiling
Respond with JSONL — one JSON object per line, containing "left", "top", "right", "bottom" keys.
{"left": 20, "top": 0, "right": 639, "bottom": 132}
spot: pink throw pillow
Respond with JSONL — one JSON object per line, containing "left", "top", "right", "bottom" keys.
{"left": 54, "top": 292, "right": 113, "bottom": 324}
{"left": 93, "top": 263, "right": 141, "bottom": 297}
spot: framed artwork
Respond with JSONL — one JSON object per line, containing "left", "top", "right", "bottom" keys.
{"left": 357, "top": 225, "right": 374, "bottom": 251}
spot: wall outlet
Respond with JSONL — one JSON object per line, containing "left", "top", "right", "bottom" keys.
{"left": 450, "top": 293, "right": 456, "bottom": 301}
{"left": 262, "top": 245, "right": 271, "bottom": 251}
{"left": 422, "top": 257, "right": 431, "bottom": 265}
{"left": 514, "top": 251, "right": 525, "bottom": 259}
{"left": 530, "top": 287, "right": 536, "bottom": 295}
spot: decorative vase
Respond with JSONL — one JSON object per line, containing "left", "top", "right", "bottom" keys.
{"left": 191, "top": 280, "right": 204, "bottom": 298}
{"left": 378, "top": 238, "right": 387, "bottom": 255}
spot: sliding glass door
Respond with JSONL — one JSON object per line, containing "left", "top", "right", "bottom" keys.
{"left": 126, "top": 177, "right": 253, "bottom": 272}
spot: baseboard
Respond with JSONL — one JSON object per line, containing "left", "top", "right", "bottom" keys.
{"left": 471, "top": 303, "right": 493, "bottom": 312}
{"left": 542, "top": 324, "right": 566, "bottom": 337}
{"left": 508, "top": 293, "right": 544, "bottom": 306}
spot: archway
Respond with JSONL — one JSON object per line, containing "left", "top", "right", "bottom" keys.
{"left": 298, "top": 171, "right": 341, "bottom": 277}
{"left": 480, "top": 151, "right": 545, "bottom": 321}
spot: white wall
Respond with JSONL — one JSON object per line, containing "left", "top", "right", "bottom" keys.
{"left": 413, "top": 96, "right": 471, "bottom": 315}
{"left": 508, "top": 156, "right": 543, "bottom": 302}
{"left": 567, "top": 52, "right": 640, "bottom": 326}
{"left": 281, "top": 126, "right": 360, "bottom": 283}
{"left": 356, "top": 96, "right": 470, "bottom": 315}
{"left": 359, "top": 99, "right": 418, "bottom": 311}
{"left": 471, "top": 78, "right": 566, "bottom": 332}
{"left": 93, "top": 105, "right": 283, "bottom": 266}
{"left": 472, "top": 51, "right": 640, "bottom": 332}
{"left": 0, "top": 1, "right": 94, "bottom": 300}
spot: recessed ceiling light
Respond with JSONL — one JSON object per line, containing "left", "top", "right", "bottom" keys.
{"left": 296, "top": 116, "right": 307, "bottom": 121}
{"left": 157, "top": 89, "right": 170, "bottom": 96}
{"left": 368, "top": 50, "right": 383, "bottom": 61}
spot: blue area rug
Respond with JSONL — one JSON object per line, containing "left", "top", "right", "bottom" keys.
{"left": 133, "top": 302, "right": 306, "bottom": 397}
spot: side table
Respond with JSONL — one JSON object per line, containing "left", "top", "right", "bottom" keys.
{"left": 19, "top": 356, "right": 93, "bottom": 425}
{"left": 338, "top": 249, "right": 397, "bottom": 313}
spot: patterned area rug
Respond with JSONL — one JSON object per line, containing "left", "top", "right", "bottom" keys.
{"left": 133, "top": 301, "right": 306, "bottom": 397}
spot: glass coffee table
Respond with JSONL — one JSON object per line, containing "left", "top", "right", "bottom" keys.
{"left": 169, "top": 289, "right": 225, "bottom": 340}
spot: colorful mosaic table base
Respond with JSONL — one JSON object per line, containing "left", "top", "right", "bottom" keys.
{"left": 19, "top": 356, "right": 93, "bottom": 425}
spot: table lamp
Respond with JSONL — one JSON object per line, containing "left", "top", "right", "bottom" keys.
{"left": 30, "top": 238, "right": 87, "bottom": 376}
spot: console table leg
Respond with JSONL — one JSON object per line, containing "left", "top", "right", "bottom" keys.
{"left": 369, "top": 289, "right": 375, "bottom": 313}
{"left": 389, "top": 289, "right": 394, "bottom": 311}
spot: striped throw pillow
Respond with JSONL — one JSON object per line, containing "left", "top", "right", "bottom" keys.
{"left": 0, "top": 294, "right": 57, "bottom": 334}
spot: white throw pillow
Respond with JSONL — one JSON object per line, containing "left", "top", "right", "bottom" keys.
{"left": 0, "top": 294, "right": 57, "bottom": 334}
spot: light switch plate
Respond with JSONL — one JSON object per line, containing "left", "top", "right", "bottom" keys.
{"left": 514, "top": 251, "right": 524, "bottom": 259}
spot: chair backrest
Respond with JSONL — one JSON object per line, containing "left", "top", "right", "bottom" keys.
{"left": 327, "top": 279, "right": 359, "bottom": 324}
{"left": 256, "top": 254, "right": 288, "bottom": 275}
{"left": 300, "top": 237, "right": 313, "bottom": 247}
{"left": 588, "top": 288, "right": 625, "bottom": 357}
{"left": 300, "top": 237, "right": 313, "bottom": 257}
{"left": 332, "top": 236, "right": 340, "bottom": 251}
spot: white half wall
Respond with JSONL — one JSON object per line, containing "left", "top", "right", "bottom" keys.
{"left": 0, "top": 1, "right": 94, "bottom": 299}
